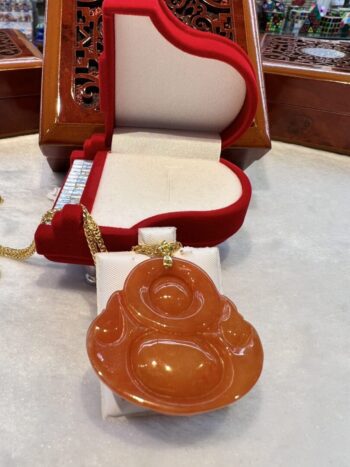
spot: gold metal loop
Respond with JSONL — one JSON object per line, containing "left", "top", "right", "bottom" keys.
{"left": 132, "top": 240, "right": 183, "bottom": 268}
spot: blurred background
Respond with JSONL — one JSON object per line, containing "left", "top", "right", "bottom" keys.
{"left": 2, "top": 0, "right": 350, "bottom": 50}
{"left": 0, "top": 0, "right": 45, "bottom": 49}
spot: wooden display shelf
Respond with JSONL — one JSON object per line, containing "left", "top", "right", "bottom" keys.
{"left": 261, "top": 34, "right": 350, "bottom": 156}
{"left": 40, "top": 0, "right": 270, "bottom": 172}
{"left": 0, "top": 29, "right": 42, "bottom": 138}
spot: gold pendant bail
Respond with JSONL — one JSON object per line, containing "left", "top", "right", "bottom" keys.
{"left": 158, "top": 240, "right": 180, "bottom": 268}
{"left": 132, "top": 240, "right": 182, "bottom": 268}
{"left": 163, "top": 255, "right": 173, "bottom": 269}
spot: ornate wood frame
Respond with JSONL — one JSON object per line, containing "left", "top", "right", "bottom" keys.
{"left": 40, "top": 0, "right": 270, "bottom": 171}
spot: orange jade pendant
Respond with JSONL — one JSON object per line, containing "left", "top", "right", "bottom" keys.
{"left": 86, "top": 258, "right": 263, "bottom": 416}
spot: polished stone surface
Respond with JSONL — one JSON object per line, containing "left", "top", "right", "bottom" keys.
{"left": 0, "top": 135, "right": 349, "bottom": 466}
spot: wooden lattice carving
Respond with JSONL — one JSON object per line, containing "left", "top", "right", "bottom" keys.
{"left": 74, "top": 0, "right": 103, "bottom": 109}
{"left": 262, "top": 34, "right": 350, "bottom": 73}
{"left": 73, "top": 0, "right": 236, "bottom": 110}
{"left": 165, "top": 0, "right": 235, "bottom": 40}
{"left": 0, "top": 30, "right": 21, "bottom": 58}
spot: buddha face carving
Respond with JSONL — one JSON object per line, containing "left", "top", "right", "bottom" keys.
{"left": 87, "top": 258, "right": 263, "bottom": 415}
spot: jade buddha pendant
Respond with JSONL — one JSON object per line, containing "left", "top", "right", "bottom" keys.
{"left": 86, "top": 258, "right": 263, "bottom": 416}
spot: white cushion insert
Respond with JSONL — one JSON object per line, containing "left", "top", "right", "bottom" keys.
{"left": 111, "top": 128, "right": 222, "bottom": 161}
{"left": 114, "top": 14, "right": 247, "bottom": 133}
{"left": 91, "top": 151, "right": 242, "bottom": 228}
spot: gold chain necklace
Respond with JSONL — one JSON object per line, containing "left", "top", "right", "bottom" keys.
{"left": 0, "top": 197, "right": 181, "bottom": 266}
{"left": 0, "top": 198, "right": 107, "bottom": 264}
{"left": 0, "top": 209, "right": 57, "bottom": 261}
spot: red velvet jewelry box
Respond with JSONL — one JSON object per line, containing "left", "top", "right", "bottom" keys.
{"left": 35, "top": 0, "right": 258, "bottom": 265}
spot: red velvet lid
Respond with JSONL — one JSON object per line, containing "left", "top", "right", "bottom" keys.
{"left": 100, "top": 0, "right": 258, "bottom": 150}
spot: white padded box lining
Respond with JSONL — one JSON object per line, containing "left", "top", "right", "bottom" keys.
{"left": 111, "top": 128, "right": 222, "bottom": 160}
{"left": 91, "top": 129, "right": 242, "bottom": 228}
{"left": 91, "top": 152, "right": 242, "bottom": 228}
{"left": 114, "top": 15, "right": 247, "bottom": 133}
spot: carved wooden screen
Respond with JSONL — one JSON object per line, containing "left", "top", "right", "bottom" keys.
{"left": 74, "top": 1, "right": 103, "bottom": 110}
{"left": 73, "top": 0, "right": 246, "bottom": 111}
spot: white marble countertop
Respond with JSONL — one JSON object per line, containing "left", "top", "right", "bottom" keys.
{"left": 0, "top": 135, "right": 349, "bottom": 467}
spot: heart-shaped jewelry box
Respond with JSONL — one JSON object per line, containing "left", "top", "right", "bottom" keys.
{"left": 35, "top": 0, "right": 258, "bottom": 265}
